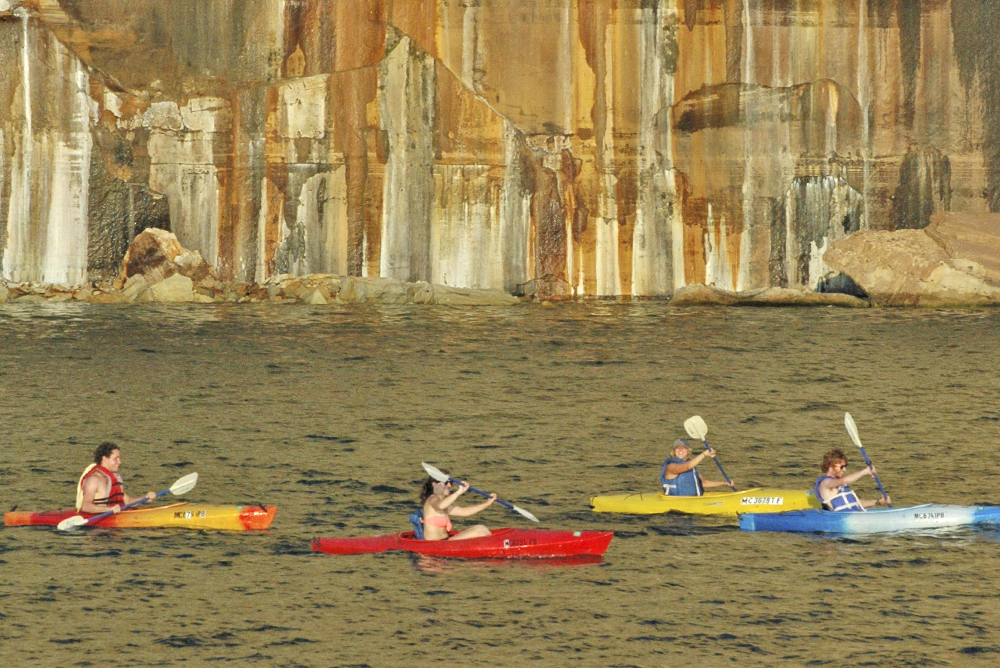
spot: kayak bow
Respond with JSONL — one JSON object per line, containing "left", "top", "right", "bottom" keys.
{"left": 5, "top": 502, "right": 277, "bottom": 531}
{"left": 312, "top": 528, "right": 613, "bottom": 559}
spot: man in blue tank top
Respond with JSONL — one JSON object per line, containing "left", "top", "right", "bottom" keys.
{"left": 661, "top": 439, "right": 733, "bottom": 496}
{"left": 814, "top": 448, "right": 891, "bottom": 511}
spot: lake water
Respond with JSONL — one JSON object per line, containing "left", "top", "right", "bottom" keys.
{"left": 2, "top": 302, "right": 999, "bottom": 666}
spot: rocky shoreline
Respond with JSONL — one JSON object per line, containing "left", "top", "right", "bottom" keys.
{"left": 0, "top": 228, "right": 524, "bottom": 307}
{"left": 4, "top": 215, "right": 1000, "bottom": 308}
{"left": 0, "top": 274, "right": 522, "bottom": 306}
{"left": 5, "top": 276, "right": 1000, "bottom": 308}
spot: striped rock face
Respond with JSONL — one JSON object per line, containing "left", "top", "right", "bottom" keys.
{"left": 3, "top": 2, "right": 1000, "bottom": 297}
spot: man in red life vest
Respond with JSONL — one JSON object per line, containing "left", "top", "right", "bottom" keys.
{"left": 76, "top": 442, "right": 155, "bottom": 514}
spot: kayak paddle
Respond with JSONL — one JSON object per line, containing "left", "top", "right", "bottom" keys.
{"left": 56, "top": 472, "right": 199, "bottom": 531}
{"left": 683, "top": 415, "right": 737, "bottom": 491}
{"left": 844, "top": 412, "right": 891, "bottom": 507}
{"left": 421, "top": 462, "right": 539, "bottom": 523}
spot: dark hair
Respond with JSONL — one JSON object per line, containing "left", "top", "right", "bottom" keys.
{"left": 419, "top": 470, "right": 451, "bottom": 502}
{"left": 821, "top": 448, "right": 848, "bottom": 472}
{"left": 94, "top": 441, "right": 120, "bottom": 465}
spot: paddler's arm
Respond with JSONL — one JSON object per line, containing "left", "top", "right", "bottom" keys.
{"left": 860, "top": 495, "right": 892, "bottom": 509}
{"left": 448, "top": 493, "right": 498, "bottom": 517}
{"left": 815, "top": 476, "right": 841, "bottom": 501}
{"left": 123, "top": 490, "right": 156, "bottom": 505}
{"left": 664, "top": 450, "right": 714, "bottom": 475}
{"left": 79, "top": 475, "right": 113, "bottom": 514}
{"left": 701, "top": 479, "right": 734, "bottom": 489}
{"left": 840, "top": 466, "right": 876, "bottom": 487}
{"left": 437, "top": 482, "right": 472, "bottom": 510}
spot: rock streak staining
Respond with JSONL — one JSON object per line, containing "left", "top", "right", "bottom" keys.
{"left": 0, "top": 1, "right": 996, "bottom": 297}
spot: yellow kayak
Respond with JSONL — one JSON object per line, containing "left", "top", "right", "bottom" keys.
{"left": 4, "top": 502, "right": 277, "bottom": 531}
{"left": 590, "top": 488, "right": 820, "bottom": 516}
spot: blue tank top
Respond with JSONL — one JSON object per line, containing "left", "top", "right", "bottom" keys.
{"left": 814, "top": 475, "right": 864, "bottom": 512}
{"left": 661, "top": 457, "right": 704, "bottom": 496}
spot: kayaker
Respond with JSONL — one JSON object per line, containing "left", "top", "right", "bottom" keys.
{"left": 814, "top": 448, "right": 891, "bottom": 511}
{"left": 660, "top": 438, "right": 733, "bottom": 496}
{"left": 76, "top": 442, "right": 156, "bottom": 514}
{"left": 420, "top": 476, "right": 497, "bottom": 540}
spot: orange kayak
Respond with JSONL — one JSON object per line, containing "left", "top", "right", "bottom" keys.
{"left": 4, "top": 502, "right": 276, "bottom": 531}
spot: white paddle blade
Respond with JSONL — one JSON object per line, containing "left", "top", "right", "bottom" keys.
{"left": 844, "top": 412, "right": 863, "bottom": 448}
{"left": 170, "top": 472, "right": 199, "bottom": 496}
{"left": 56, "top": 515, "right": 89, "bottom": 532}
{"left": 512, "top": 504, "right": 540, "bottom": 523}
{"left": 421, "top": 462, "right": 450, "bottom": 482}
{"left": 684, "top": 415, "right": 709, "bottom": 441}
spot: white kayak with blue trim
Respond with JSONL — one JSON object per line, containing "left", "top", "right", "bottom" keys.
{"left": 739, "top": 504, "right": 1000, "bottom": 534}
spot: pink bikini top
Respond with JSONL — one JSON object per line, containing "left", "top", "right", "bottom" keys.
{"left": 424, "top": 514, "right": 453, "bottom": 531}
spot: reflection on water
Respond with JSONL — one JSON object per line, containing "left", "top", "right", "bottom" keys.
{"left": 408, "top": 553, "right": 606, "bottom": 574}
{"left": 3, "top": 303, "right": 1000, "bottom": 665}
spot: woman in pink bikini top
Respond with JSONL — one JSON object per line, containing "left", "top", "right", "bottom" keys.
{"left": 420, "top": 474, "right": 498, "bottom": 541}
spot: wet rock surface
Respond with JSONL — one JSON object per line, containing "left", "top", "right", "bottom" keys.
{"left": 670, "top": 284, "right": 869, "bottom": 308}
{"left": 515, "top": 276, "right": 575, "bottom": 302}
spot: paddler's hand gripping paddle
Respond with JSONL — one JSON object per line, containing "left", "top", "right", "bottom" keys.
{"left": 844, "top": 412, "right": 891, "bottom": 507}
{"left": 684, "top": 415, "right": 737, "bottom": 491}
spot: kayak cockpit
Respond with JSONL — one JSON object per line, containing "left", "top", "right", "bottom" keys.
{"left": 398, "top": 527, "right": 517, "bottom": 544}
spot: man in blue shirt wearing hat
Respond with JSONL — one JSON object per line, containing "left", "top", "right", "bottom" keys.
{"left": 660, "top": 438, "right": 733, "bottom": 496}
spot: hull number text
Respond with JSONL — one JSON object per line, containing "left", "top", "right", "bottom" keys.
{"left": 740, "top": 497, "right": 784, "bottom": 506}
{"left": 503, "top": 538, "right": 539, "bottom": 549}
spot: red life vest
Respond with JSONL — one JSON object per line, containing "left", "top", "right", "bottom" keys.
{"left": 79, "top": 465, "right": 125, "bottom": 509}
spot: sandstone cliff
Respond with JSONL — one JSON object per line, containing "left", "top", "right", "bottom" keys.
{"left": 1, "top": 1, "right": 998, "bottom": 298}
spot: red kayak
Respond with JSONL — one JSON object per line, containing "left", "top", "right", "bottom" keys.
{"left": 312, "top": 528, "right": 613, "bottom": 559}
